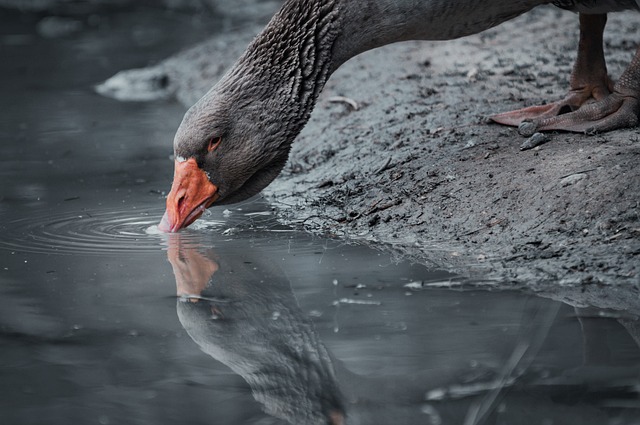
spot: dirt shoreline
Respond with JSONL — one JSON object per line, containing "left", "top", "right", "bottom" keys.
{"left": 98, "top": 6, "right": 640, "bottom": 311}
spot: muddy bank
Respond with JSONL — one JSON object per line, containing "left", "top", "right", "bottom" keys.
{"left": 98, "top": 6, "right": 640, "bottom": 308}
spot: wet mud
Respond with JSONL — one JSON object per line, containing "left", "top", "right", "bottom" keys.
{"left": 99, "top": 6, "right": 640, "bottom": 308}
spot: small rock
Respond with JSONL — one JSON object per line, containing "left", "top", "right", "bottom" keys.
{"left": 464, "top": 139, "right": 477, "bottom": 149}
{"left": 520, "top": 132, "right": 549, "bottom": 150}
{"left": 95, "top": 67, "right": 174, "bottom": 102}
{"left": 560, "top": 173, "right": 586, "bottom": 187}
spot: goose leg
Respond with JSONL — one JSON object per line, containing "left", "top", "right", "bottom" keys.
{"left": 491, "top": 14, "right": 639, "bottom": 134}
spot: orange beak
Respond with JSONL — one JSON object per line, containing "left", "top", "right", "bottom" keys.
{"left": 158, "top": 158, "right": 219, "bottom": 232}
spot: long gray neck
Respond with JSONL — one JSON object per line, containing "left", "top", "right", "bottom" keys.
{"left": 330, "top": 0, "right": 545, "bottom": 69}
{"left": 217, "top": 0, "right": 544, "bottom": 140}
{"left": 217, "top": 0, "right": 341, "bottom": 135}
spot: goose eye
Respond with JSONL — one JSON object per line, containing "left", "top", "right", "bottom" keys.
{"left": 207, "top": 136, "right": 222, "bottom": 152}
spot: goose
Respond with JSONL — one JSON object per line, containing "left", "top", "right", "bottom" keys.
{"left": 158, "top": 0, "right": 640, "bottom": 232}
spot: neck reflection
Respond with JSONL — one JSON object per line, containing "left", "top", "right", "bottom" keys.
{"left": 166, "top": 233, "right": 345, "bottom": 425}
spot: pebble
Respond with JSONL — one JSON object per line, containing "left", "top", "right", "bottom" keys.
{"left": 520, "top": 132, "right": 549, "bottom": 151}
{"left": 560, "top": 173, "right": 587, "bottom": 186}
{"left": 95, "top": 68, "right": 173, "bottom": 102}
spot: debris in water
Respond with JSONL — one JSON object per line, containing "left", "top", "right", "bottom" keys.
{"left": 405, "top": 280, "right": 461, "bottom": 289}
{"left": 145, "top": 225, "right": 163, "bottom": 235}
{"left": 425, "top": 377, "right": 516, "bottom": 401}
{"left": 333, "top": 298, "right": 381, "bottom": 306}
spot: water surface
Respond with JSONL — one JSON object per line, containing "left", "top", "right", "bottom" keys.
{"left": 1, "top": 6, "right": 639, "bottom": 425}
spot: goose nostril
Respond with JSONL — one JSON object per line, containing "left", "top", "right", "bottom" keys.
{"left": 176, "top": 194, "right": 186, "bottom": 212}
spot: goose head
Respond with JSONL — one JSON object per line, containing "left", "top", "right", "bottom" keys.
{"left": 158, "top": 76, "right": 293, "bottom": 232}
{"left": 158, "top": 0, "right": 342, "bottom": 232}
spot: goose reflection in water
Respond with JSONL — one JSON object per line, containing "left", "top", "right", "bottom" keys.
{"left": 166, "top": 234, "right": 346, "bottom": 425}
{"left": 164, "top": 234, "right": 640, "bottom": 425}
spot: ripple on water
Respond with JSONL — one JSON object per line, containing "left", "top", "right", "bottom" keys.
{"left": 0, "top": 207, "right": 226, "bottom": 255}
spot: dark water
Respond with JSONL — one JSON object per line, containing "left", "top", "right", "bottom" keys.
{"left": 1, "top": 6, "right": 640, "bottom": 425}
